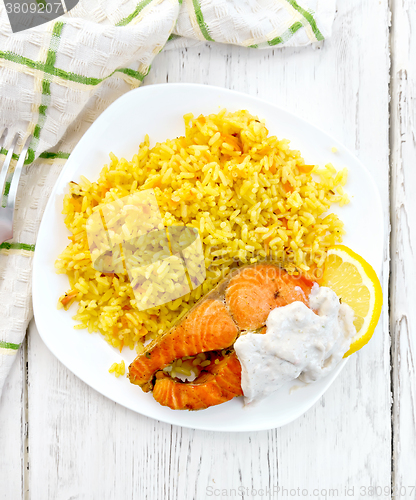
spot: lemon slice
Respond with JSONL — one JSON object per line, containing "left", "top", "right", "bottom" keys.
{"left": 321, "top": 245, "right": 383, "bottom": 357}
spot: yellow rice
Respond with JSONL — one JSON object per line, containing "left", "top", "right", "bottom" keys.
{"left": 55, "top": 109, "right": 349, "bottom": 359}
{"left": 108, "top": 360, "right": 125, "bottom": 378}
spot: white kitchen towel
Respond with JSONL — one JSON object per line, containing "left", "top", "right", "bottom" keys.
{"left": 0, "top": 0, "right": 336, "bottom": 396}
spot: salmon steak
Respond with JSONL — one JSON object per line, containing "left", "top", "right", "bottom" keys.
{"left": 128, "top": 299, "right": 239, "bottom": 392}
{"left": 128, "top": 263, "right": 315, "bottom": 410}
{"left": 152, "top": 352, "right": 243, "bottom": 411}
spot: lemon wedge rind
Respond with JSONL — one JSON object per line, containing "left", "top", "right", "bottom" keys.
{"left": 323, "top": 245, "right": 383, "bottom": 357}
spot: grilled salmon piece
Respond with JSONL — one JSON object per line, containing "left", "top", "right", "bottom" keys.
{"left": 225, "top": 264, "right": 314, "bottom": 330}
{"left": 128, "top": 263, "right": 316, "bottom": 410}
{"left": 129, "top": 299, "right": 239, "bottom": 392}
{"left": 152, "top": 352, "right": 243, "bottom": 410}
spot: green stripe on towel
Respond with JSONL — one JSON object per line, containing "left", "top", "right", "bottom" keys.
{"left": 0, "top": 341, "right": 20, "bottom": 350}
{"left": 39, "top": 151, "right": 70, "bottom": 160}
{"left": 0, "top": 242, "right": 35, "bottom": 252}
{"left": 0, "top": 53, "right": 148, "bottom": 86}
{"left": 286, "top": 0, "right": 324, "bottom": 41}
{"left": 116, "top": 0, "right": 154, "bottom": 26}
{"left": 116, "top": 67, "right": 147, "bottom": 81}
{"left": 267, "top": 21, "right": 303, "bottom": 46}
{"left": 192, "top": 0, "right": 215, "bottom": 42}
{"left": 29, "top": 21, "right": 65, "bottom": 164}
{"left": 0, "top": 148, "right": 70, "bottom": 162}
{"left": 0, "top": 147, "right": 19, "bottom": 161}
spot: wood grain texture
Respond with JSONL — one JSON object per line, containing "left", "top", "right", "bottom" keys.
{"left": 0, "top": 342, "right": 26, "bottom": 500}
{"left": 390, "top": 0, "right": 416, "bottom": 494}
{"left": 0, "top": 0, "right": 401, "bottom": 498}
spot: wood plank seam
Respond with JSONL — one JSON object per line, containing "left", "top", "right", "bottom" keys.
{"left": 387, "top": 0, "right": 416, "bottom": 495}
{"left": 388, "top": 2, "right": 396, "bottom": 497}
{"left": 23, "top": 333, "right": 29, "bottom": 500}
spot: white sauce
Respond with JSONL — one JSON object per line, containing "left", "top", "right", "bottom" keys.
{"left": 234, "top": 284, "right": 356, "bottom": 405}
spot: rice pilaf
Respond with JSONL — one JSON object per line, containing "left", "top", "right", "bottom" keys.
{"left": 55, "top": 109, "right": 349, "bottom": 370}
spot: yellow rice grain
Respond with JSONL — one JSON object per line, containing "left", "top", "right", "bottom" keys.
{"left": 56, "top": 109, "right": 349, "bottom": 357}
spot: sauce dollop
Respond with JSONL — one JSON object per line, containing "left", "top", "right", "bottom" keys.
{"left": 234, "top": 284, "right": 356, "bottom": 405}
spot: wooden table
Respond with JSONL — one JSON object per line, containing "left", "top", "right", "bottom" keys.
{"left": 1, "top": 1, "right": 415, "bottom": 498}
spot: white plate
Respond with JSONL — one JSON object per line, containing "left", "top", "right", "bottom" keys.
{"left": 33, "top": 83, "right": 383, "bottom": 432}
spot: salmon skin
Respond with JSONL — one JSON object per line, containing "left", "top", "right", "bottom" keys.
{"left": 128, "top": 263, "right": 315, "bottom": 409}
{"left": 152, "top": 352, "right": 243, "bottom": 411}
{"left": 129, "top": 299, "right": 239, "bottom": 392}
